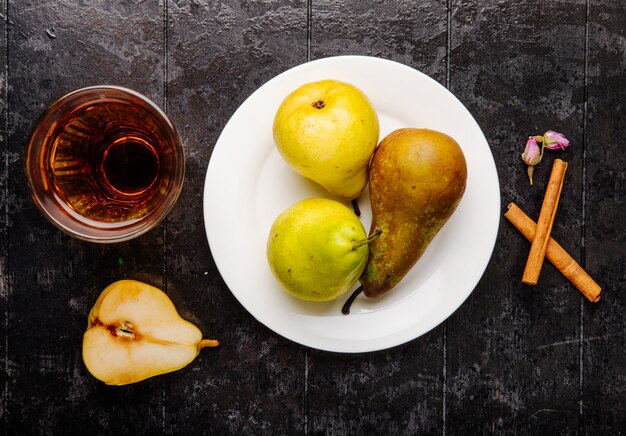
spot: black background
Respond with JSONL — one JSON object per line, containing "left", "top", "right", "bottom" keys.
{"left": 1, "top": 1, "right": 625, "bottom": 434}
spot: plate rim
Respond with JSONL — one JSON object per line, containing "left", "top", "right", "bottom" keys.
{"left": 203, "top": 55, "right": 500, "bottom": 353}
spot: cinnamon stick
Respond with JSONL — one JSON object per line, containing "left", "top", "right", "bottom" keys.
{"left": 505, "top": 203, "right": 601, "bottom": 302}
{"left": 522, "top": 159, "right": 568, "bottom": 285}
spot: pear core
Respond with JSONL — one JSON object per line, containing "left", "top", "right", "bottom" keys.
{"left": 82, "top": 280, "right": 218, "bottom": 386}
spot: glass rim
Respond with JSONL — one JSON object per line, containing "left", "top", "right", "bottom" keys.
{"left": 24, "top": 85, "right": 185, "bottom": 243}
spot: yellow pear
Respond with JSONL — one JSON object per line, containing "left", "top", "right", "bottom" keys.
{"left": 273, "top": 80, "right": 379, "bottom": 200}
{"left": 82, "top": 280, "right": 218, "bottom": 386}
{"left": 267, "top": 198, "right": 380, "bottom": 301}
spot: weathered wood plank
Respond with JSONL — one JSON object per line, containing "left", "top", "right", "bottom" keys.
{"left": 307, "top": 1, "right": 448, "bottom": 433}
{"left": 163, "top": 1, "right": 308, "bottom": 432}
{"left": 6, "top": 1, "right": 166, "bottom": 433}
{"left": 1, "top": 1, "right": 624, "bottom": 433}
{"left": 446, "top": 0, "right": 587, "bottom": 433}
{"left": 583, "top": 0, "right": 626, "bottom": 432}
{"left": 0, "top": 0, "right": 7, "bottom": 433}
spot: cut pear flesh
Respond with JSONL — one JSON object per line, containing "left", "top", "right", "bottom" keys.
{"left": 82, "top": 280, "right": 218, "bottom": 386}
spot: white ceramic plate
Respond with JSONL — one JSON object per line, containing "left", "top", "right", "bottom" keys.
{"left": 204, "top": 56, "right": 500, "bottom": 353}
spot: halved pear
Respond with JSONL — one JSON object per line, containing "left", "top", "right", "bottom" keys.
{"left": 82, "top": 280, "right": 218, "bottom": 386}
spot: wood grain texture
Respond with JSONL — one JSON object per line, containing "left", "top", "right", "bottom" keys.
{"left": 163, "top": 0, "right": 307, "bottom": 433}
{"left": 0, "top": 0, "right": 624, "bottom": 433}
{"left": 310, "top": 0, "right": 448, "bottom": 83}
{"left": 307, "top": 1, "right": 448, "bottom": 434}
{"left": 6, "top": 1, "right": 167, "bottom": 433}
{"left": 446, "top": 0, "right": 586, "bottom": 433}
{"left": 583, "top": 0, "right": 626, "bottom": 432}
{"left": 0, "top": 0, "right": 7, "bottom": 433}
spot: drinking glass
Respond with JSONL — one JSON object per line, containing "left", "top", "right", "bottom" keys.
{"left": 24, "top": 86, "right": 184, "bottom": 243}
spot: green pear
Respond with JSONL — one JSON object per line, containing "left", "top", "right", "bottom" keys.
{"left": 343, "top": 129, "right": 467, "bottom": 313}
{"left": 82, "top": 280, "right": 218, "bottom": 385}
{"left": 267, "top": 198, "right": 380, "bottom": 301}
{"left": 273, "top": 80, "right": 380, "bottom": 200}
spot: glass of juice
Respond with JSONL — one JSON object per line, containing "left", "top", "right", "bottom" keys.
{"left": 24, "top": 86, "right": 184, "bottom": 243}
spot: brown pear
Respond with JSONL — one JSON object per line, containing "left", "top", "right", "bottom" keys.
{"left": 343, "top": 128, "right": 467, "bottom": 313}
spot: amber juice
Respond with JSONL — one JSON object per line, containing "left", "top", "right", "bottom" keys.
{"left": 25, "top": 87, "right": 184, "bottom": 242}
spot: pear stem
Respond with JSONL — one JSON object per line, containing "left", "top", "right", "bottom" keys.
{"left": 351, "top": 199, "right": 361, "bottom": 217}
{"left": 352, "top": 227, "right": 382, "bottom": 250}
{"left": 342, "top": 286, "right": 363, "bottom": 315}
{"left": 198, "top": 339, "right": 219, "bottom": 349}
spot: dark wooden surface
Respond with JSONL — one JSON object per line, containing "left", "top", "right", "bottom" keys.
{"left": 1, "top": 0, "right": 624, "bottom": 434}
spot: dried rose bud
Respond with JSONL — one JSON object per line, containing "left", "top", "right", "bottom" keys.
{"left": 521, "top": 136, "right": 542, "bottom": 185}
{"left": 522, "top": 137, "right": 542, "bottom": 165}
{"left": 543, "top": 130, "right": 570, "bottom": 150}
